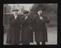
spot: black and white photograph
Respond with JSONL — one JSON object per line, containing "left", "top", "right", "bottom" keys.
{"left": 3, "top": 3, "right": 57, "bottom": 45}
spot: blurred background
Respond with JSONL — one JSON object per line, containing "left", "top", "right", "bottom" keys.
{"left": 3, "top": 4, "right": 57, "bottom": 45}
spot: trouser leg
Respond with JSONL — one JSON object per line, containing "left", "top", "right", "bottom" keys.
{"left": 37, "top": 42, "right": 40, "bottom": 45}
{"left": 42, "top": 41, "right": 45, "bottom": 45}
{"left": 22, "top": 42, "right": 30, "bottom": 45}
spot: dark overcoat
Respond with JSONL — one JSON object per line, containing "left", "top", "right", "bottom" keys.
{"left": 6, "top": 14, "right": 24, "bottom": 45}
{"left": 32, "top": 14, "right": 50, "bottom": 42}
{"left": 21, "top": 15, "right": 33, "bottom": 43}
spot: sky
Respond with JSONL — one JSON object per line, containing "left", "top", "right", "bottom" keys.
{"left": 8, "top": 4, "right": 34, "bottom": 11}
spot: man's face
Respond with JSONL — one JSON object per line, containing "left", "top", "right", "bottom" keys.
{"left": 37, "top": 10, "right": 42, "bottom": 15}
{"left": 24, "top": 13, "right": 28, "bottom": 16}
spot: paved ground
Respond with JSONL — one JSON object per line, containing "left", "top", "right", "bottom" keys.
{"left": 3, "top": 27, "right": 57, "bottom": 45}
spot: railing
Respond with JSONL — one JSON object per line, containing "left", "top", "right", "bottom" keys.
{"left": 3, "top": 13, "right": 14, "bottom": 15}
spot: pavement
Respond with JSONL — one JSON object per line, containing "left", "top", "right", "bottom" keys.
{"left": 3, "top": 27, "right": 57, "bottom": 45}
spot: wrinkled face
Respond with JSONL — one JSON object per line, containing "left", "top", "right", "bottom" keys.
{"left": 37, "top": 10, "right": 42, "bottom": 15}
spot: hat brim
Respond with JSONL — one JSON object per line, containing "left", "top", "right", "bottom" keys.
{"left": 23, "top": 11, "right": 29, "bottom": 14}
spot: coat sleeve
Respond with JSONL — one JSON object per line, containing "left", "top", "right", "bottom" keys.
{"left": 8, "top": 14, "right": 14, "bottom": 24}
{"left": 43, "top": 16, "right": 50, "bottom": 24}
{"left": 26, "top": 16, "right": 33, "bottom": 30}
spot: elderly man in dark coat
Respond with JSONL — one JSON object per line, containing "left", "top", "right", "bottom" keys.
{"left": 6, "top": 9, "right": 24, "bottom": 45}
{"left": 32, "top": 10, "right": 50, "bottom": 45}
{"left": 21, "top": 11, "right": 33, "bottom": 45}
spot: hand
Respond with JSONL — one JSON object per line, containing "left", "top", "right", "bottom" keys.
{"left": 40, "top": 17, "right": 43, "bottom": 20}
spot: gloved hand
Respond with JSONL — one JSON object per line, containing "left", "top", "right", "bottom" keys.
{"left": 40, "top": 16, "right": 43, "bottom": 20}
